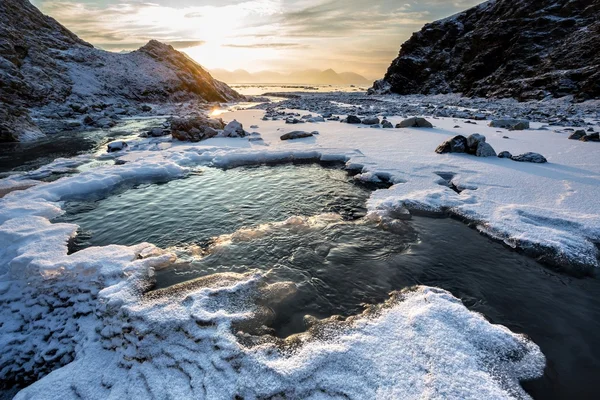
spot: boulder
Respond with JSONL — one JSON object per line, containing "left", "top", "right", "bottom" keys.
{"left": 498, "top": 151, "right": 513, "bottom": 158}
{"left": 581, "top": 133, "right": 600, "bottom": 142}
{"left": 466, "top": 133, "right": 486, "bottom": 153}
{"left": 223, "top": 120, "right": 246, "bottom": 137}
{"left": 382, "top": 120, "right": 394, "bottom": 128}
{"left": 141, "top": 105, "right": 152, "bottom": 112}
{"left": 107, "top": 141, "right": 128, "bottom": 153}
{"left": 568, "top": 130, "right": 587, "bottom": 140}
{"left": 475, "top": 142, "right": 497, "bottom": 157}
{"left": 149, "top": 127, "right": 169, "bottom": 137}
{"left": 346, "top": 115, "right": 361, "bottom": 124}
{"left": 489, "top": 119, "right": 530, "bottom": 130}
{"left": 280, "top": 131, "right": 314, "bottom": 140}
{"left": 362, "top": 117, "right": 380, "bottom": 125}
{"left": 511, "top": 152, "right": 548, "bottom": 163}
{"left": 396, "top": 117, "right": 433, "bottom": 128}
{"left": 435, "top": 135, "right": 468, "bottom": 154}
{"left": 171, "top": 116, "right": 221, "bottom": 142}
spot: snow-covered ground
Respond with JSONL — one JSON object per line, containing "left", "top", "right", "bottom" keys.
{"left": 1, "top": 96, "right": 599, "bottom": 398}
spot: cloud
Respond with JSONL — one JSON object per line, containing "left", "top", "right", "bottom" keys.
{"left": 222, "top": 43, "right": 308, "bottom": 49}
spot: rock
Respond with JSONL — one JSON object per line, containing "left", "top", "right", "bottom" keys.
{"left": 489, "top": 119, "right": 530, "bottom": 130}
{"left": 370, "top": 124, "right": 382, "bottom": 128}
{"left": 346, "top": 115, "right": 361, "bottom": 124}
{"left": 581, "top": 133, "right": 600, "bottom": 142}
{"left": 141, "top": 105, "right": 152, "bottom": 112}
{"left": 370, "top": 0, "right": 600, "bottom": 101}
{"left": 396, "top": 117, "right": 433, "bottom": 128}
{"left": 280, "top": 131, "right": 314, "bottom": 140}
{"left": 466, "top": 133, "right": 486, "bottom": 153}
{"left": 475, "top": 142, "right": 497, "bottom": 157}
{"left": 149, "top": 127, "right": 169, "bottom": 137}
{"left": 362, "top": 117, "right": 380, "bottom": 125}
{"left": 511, "top": 152, "right": 548, "bottom": 163}
{"left": 435, "top": 135, "right": 468, "bottom": 154}
{"left": 107, "top": 141, "right": 128, "bottom": 152}
{"left": 223, "top": 120, "right": 246, "bottom": 137}
{"left": 308, "top": 116, "right": 325, "bottom": 123}
{"left": 498, "top": 151, "right": 513, "bottom": 158}
{"left": 568, "top": 130, "right": 587, "bottom": 140}
{"left": 170, "top": 116, "right": 221, "bottom": 142}
{"left": 382, "top": 120, "right": 394, "bottom": 128}
{"left": 250, "top": 125, "right": 259, "bottom": 129}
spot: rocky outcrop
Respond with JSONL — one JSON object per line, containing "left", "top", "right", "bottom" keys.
{"left": 371, "top": 0, "right": 600, "bottom": 101}
{"left": 0, "top": 0, "right": 242, "bottom": 142}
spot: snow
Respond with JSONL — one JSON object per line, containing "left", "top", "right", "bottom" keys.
{"left": 3, "top": 96, "right": 600, "bottom": 398}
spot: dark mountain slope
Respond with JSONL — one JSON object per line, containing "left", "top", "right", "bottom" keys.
{"left": 0, "top": 0, "right": 241, "bottom": 142}
{"left": 370, "top": 0, "right": 600, "bottom": 101}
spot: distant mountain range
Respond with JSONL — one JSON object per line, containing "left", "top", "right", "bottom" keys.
{"left": 210, "top": 68, "right": 371, "bottom": 85}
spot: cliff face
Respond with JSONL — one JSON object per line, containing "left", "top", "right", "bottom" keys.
{"left": 371, "top": 0, "right": 600, "bottom": 101}
{"left": 0, "top": 0, "right": 241, "bottom": 142}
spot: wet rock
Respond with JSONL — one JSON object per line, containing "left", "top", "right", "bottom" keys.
{"left": 362, "top": 117, "right": 380, "bottom": 125}
{"left": 280, "top": 131, "right": 314, "bottom": 140}
{"left": 107, "top": 141, "right": 128, "bottom": 152}
{"left": 489, "top": 119, "right": 530, "bottom": 130}
{"left": 346, "top": 115, "right": 362, "bottom": 124}
{"left": 382, "top": 120, "right": 394, "bottom": 128}
{"left": 396, "top": 117, "right": 433, "bottom": 128}
{"left": 223, "top": 120, "right": 246, "bottom": 137}
{"left": 568, "top": 130, "right": 587, "bottom": 140}
{"left": 511, "top": 152, "right": 548, "bottom": 163}
{"left": 435, "top": 135, "right": 468, "bottom": 154}
{"left": 498, "top": 151, "right": 513, "bottom": 158}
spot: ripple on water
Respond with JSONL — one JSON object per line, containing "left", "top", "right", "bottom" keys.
{"left": 56, "top": 163, "right": 600, "bottom": 399}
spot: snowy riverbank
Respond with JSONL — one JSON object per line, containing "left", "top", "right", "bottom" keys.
{"left": 1, "top": 95, "right": 599, "bottom": 398}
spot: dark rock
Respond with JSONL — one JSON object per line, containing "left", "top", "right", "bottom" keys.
{"left": 581, "top": 133, "right": 600, "bottom": 142}
{"left": 141, "top": 105, "right": 152, "bottom": 112}
{"left": 382, "top": 120, "right": 394, "bottom": 128}
{"left": 490, "top": 119, "right": 530, "bottom": 130}
{"left": 346, "top": 115, "right": 362, "bottom": 124}
{"left": 511, "top": 152, "right": 548, "bottom": 163}
{"left": 568, "top": 130, "right": 587, "bottom": 140}
{"left": 107, "top": 141, "right": 128, "bottom": 152}
{"left": 475, "top": 142, "right": 497, "bottom": 157}
{"left": 498, "top": 151, "right": 513, "bottom": 158}
{"left": 466, "top": 133, "right": 486, "bottom": 153}
{"left": 170, "top": 116, "right": 223, "bottom": 142}
{"left": 280, "top": 131, "right": 314, "bottom": 140}
{"left": 222, "top": 120, "right": 245, "bottom": 137}
{"left": 396, "top": 117, "right": 433, "bottom": 128}
{"left": 362, "top": 117, "right": 380, "bottom": 125}
{"left": 435, "top": 135, "right": 468, "bottom": 154}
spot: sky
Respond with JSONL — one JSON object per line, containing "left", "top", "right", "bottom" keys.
{"left": 32, "top": 0, "right": 482, "bottom": 78}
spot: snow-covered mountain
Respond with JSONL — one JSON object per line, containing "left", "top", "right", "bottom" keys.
{"left": 211, "top": 68, "right": 370, "bottom": 85}
{"left": 0, "top": 0, "right": 241, "bottom": 142}
{"left": 371, "top": 0, "right": 600, "bottom": 101}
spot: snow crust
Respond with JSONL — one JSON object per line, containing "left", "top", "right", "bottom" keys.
{"left": 5, "top": 97, "right": 600, "bottom": 397}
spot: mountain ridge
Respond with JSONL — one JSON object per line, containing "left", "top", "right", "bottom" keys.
{"left": 211, "top": 68, "right": 370, "bottom": 85}
{"left": 0, "top": 0, "right": 241, "bottom": 142}
{"left": 370, "top": 0, "right": 600, "bottom": 100}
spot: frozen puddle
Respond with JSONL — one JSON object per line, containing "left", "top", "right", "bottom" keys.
{"left": 0, "top": 162, "right": 558, "bottom": 399}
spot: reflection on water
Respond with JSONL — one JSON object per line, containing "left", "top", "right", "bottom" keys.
{"left": 57, "top": 163, "right": 600, "bottom": 400}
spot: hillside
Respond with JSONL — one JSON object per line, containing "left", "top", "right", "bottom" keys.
{"left": 0, "top": 0, "right": 241, "bottom": 142}
{"left": 370, "top": 0, "right": 600, "bottom": 101}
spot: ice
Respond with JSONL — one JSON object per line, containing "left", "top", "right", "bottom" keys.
{"left": 4, "top": 95, "right": 600, "bottom": 397}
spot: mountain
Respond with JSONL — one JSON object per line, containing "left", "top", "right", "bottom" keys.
{"left": 0, "top": 0, "right": 241, "bottom": 142}
{"left": 370, "top": 0, "right": 600, "bottom": 101}
{"left": 210, "top": 68, "right": 370, "bottom": 85}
